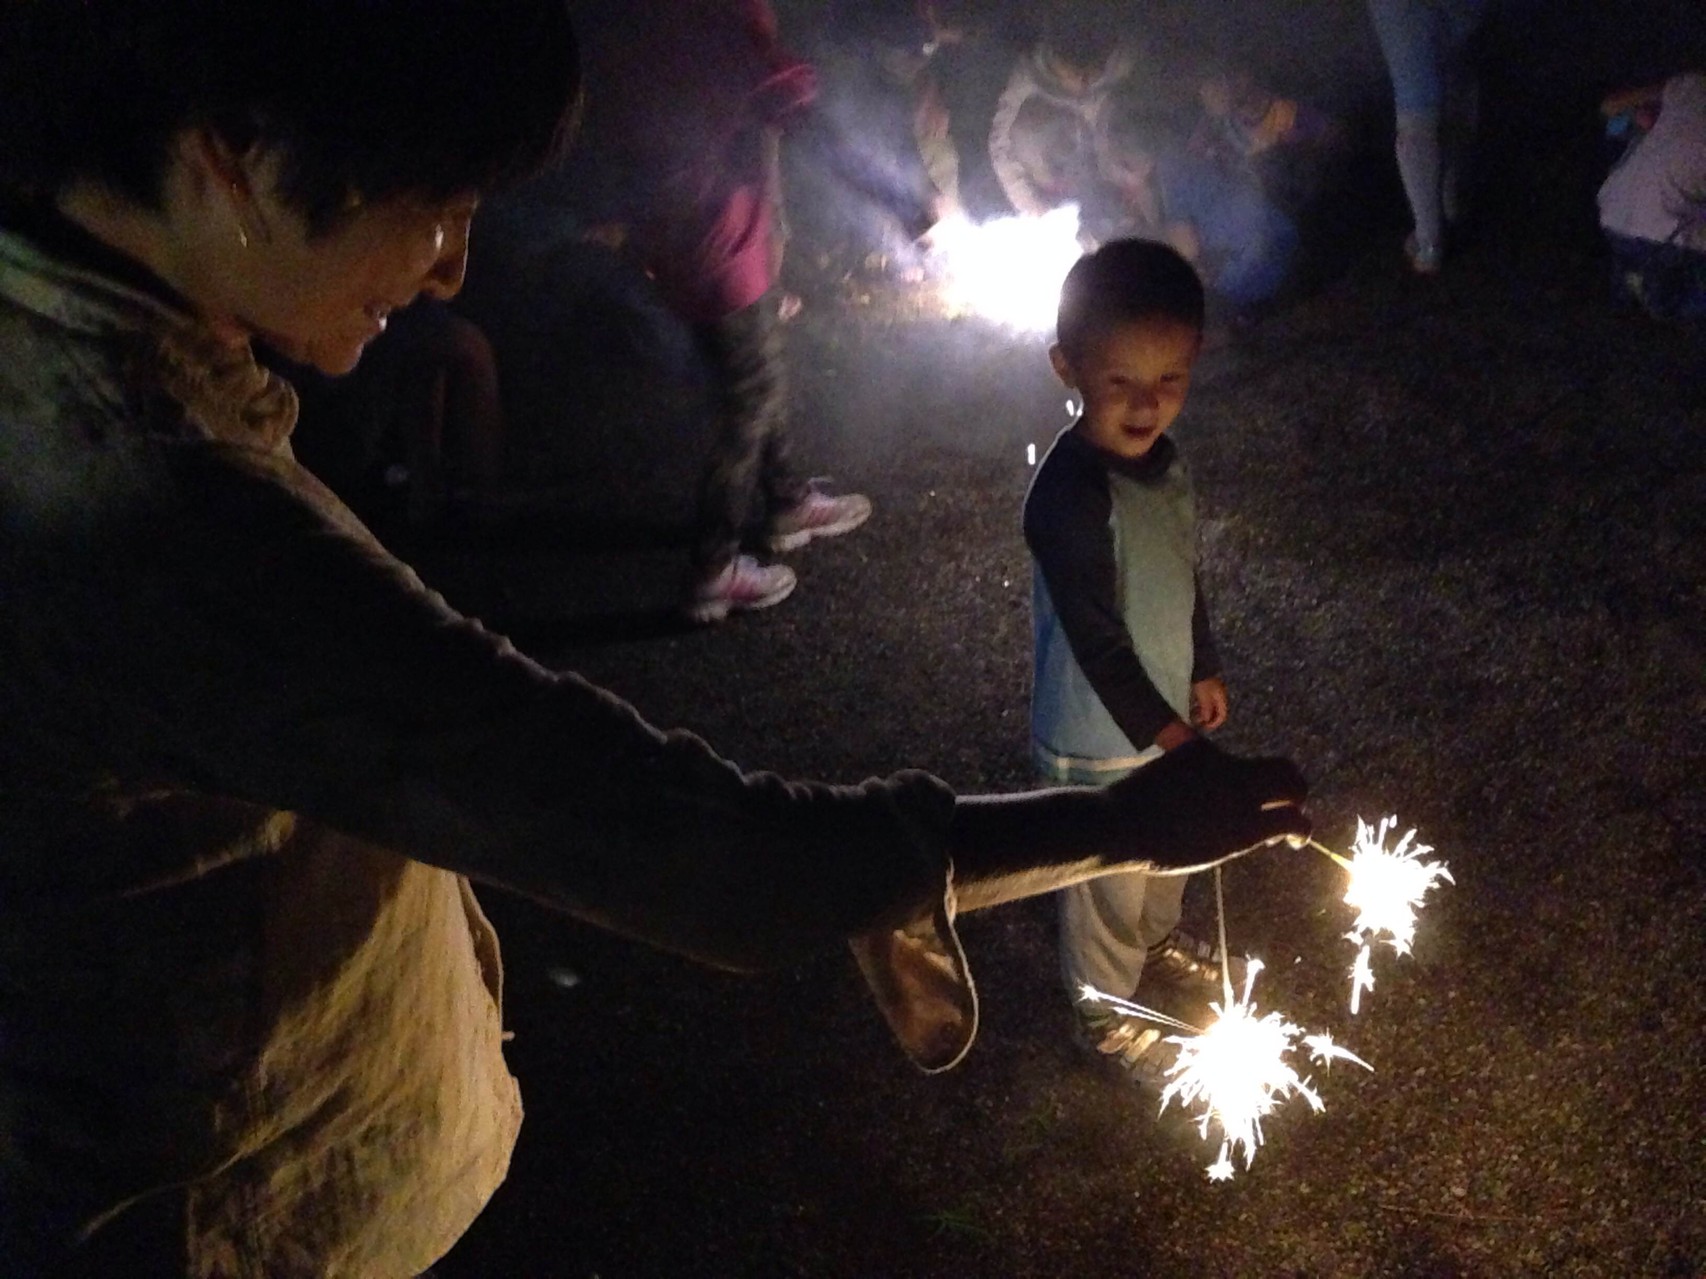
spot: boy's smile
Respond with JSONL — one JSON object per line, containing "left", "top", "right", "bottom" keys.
{"left": 1051, "top": 315, "right": 1202, "bottom": 462}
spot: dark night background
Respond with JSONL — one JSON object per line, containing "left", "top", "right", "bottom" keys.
{"left": 305, "top": 1, "right": 1706, "bottom": 1274}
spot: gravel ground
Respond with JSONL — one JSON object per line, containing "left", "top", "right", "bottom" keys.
{"left": 378, "top": 11, "right": 1706, "bottom": 1276}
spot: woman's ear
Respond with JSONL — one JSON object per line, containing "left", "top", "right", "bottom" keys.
{"left": 180, "top": 128, "right": 276, "bottom": 249}
{"left": 1048, "top": 343, "right": 1077, "bottom": 390}
{"left": 178, "top": 127, "right": 249, "bottom": 200}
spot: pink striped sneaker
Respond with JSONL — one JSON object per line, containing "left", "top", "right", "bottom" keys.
{"left": 684, "top": 554, "right": 797, "bottom": 624}
{"left": 766, "top": 480, "right": 872, "bottom": 552}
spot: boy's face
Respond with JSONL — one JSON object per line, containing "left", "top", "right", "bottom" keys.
{"left": 1051, "top": 316, "right": 1200, "bottom": 462}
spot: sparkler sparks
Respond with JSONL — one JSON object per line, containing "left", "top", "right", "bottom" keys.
{"left": 1080, "top": 963, "right": 1371, "bottom": 1180}
{"left": 1320, "top": 817, "right": 1453, "bottom": 1014}
{"left": 925, "top": 205, "right": 1084, "bottom": 331}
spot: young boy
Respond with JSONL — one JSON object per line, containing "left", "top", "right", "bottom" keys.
{"left": 1025, "top": 239, "right": 1243, "bottom": 1088}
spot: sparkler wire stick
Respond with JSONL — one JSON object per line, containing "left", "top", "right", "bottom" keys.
{"left": 1213, "top": 865, "right": 1234, "bottom": 1008}
{"left": 1077, "top": 986, "right": 1205, "bottom": 1035}
{"left": 1305, "top": 838, "right": 1353, "bottom": 870}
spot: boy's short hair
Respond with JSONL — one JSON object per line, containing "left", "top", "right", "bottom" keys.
{"left": 1056, "top": 239, "right": 1205, "bottom": 358}
{"left": 0, "top": 0, "right": 580, "bottom": 237}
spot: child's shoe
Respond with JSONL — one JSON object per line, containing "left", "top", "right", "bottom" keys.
{"left": 1074, "top": 1008, "right": 1177, "bottom": 1094}
{"left": 1142, "top": 928, "right": 1249, "bottom": 999}
{"left": 684, "top": 555, "right": 796, "bottom": 624}
{"left": 766, "top": 480, "right": 872, "bottom": 552}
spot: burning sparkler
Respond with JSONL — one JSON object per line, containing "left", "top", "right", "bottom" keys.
{"left": 1080, "top": 962, "right": 1370, "bottom": 1180}
{"left": 924, "top": 204, "right": 1084, "bottom": 332}
{"left": 1312, "top": 817, "right": 1453, "bottom": 1014}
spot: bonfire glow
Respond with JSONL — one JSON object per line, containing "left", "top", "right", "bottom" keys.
{"left": 1331, "top": 817, "right": 1453, "bottom": 1014}
{"left": 925, "top": 205, "right": 1084, "bottom": 331}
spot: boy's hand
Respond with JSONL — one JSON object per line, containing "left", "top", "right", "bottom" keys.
{"left": 1191, "top": 676, "right": 1230, "bottom": 733}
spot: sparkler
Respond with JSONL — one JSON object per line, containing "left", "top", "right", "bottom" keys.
{"left": 1080, "top": 963, "right": 1371, "bottom": 1179}
{"left": 1311, "top": 817, "right": 1453, "bottom": 1014}
{"left": 1074, "top": 824, "right": 1445, "bottom": 1179}
{"left": 925, "top": 204, "right": 1084, "bottom": 332}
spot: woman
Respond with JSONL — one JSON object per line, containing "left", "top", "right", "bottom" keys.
{"left": 0, "top": 2, "right": 1307, "bottom": 1274}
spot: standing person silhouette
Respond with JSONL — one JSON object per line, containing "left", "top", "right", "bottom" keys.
{"left": 1366, "top": 0, "right": 1490, "bottom": 273}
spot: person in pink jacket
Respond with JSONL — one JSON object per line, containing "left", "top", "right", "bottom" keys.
{"left": 587, "top": 0, "right": 942, "bottom": 622}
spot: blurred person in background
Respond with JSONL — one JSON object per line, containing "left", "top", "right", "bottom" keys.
{"left": 275, "top": 298, "right": 510, "bottom": 532}
{"left": 580, "top": 0, "right": 944, "bottom": 623}
{"left": 1184, "top": 56, "right": 1345, "bottom": 219}
{"left": 989, "top": 1, "right": 1139, "bottom": 217}
{"left": 1598, "top": 71, "right": 1706, "bottom": 321}
{"left": 1090, "top": 99, "right": 1300, "bottom": 321}
{"left": 1365, "top": 0, "right": 1491, "bottom": 274}
{"left": 821, "top": 0, "right": 977, "bottom": 227}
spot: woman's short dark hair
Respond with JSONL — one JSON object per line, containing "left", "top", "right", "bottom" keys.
{"left": 0, "top": 1, "right": 581, "bottom": 235}
{"left": 1057, "top": 239, "right": 1205, "bottom": 358}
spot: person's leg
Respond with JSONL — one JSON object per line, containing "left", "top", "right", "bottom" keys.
{"left": 435, "top": 315, "right": 506, "bottom": 497}
{"left": 380, "top": 302, "right": 506, "bottom": 526}
{"left": 691, "top": 292, "right": 801, "bottom": 575}
{"left": 684, "top": 293, "right": 800, "bottom": 621}
{"left": 1393, "top": 109, "right": 1444, "bottom": 267}
{"left": 1437, "top": 0, "right": 1488, "bottom": 229}
{"left": 1439, "top": 75, "right": 1478, "bottom": 229}
{"left": 1136, "top": 872, "right": 1247, "bottom": 999}
{"left": 1058, "top": 872, "right": 1178, "bottom": 1089}
{"left": 914, "top": 75, "right": 962, "bottom": 211}
{"left": 1059, "top": 873, "right": 1152, "bottom": 1004}
{"left": 1368, "top": 0, "right": 1446, "bottom": 269}
{"left": 1134, "top": 872, "right": 1187, "bottom": 957}
{"left": 1209, "top": 198, "right": 1300, "bottom": 311}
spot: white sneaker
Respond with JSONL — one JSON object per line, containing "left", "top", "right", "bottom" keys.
{"left": 684, "top": 555, "right": 797, "bottom": 624}
{"left": 766, "top": 480, "right": 872, "bottom": 552}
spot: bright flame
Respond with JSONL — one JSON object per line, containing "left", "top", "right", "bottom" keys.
{"left": 926, "top": 205, "right": 1084, "bottom": 332}
{"left": 1338, "top": 816, "right": 1453, "bottom": 1014}
{"left": 1081, "top": 963, "right": 1371, "bottom": 1180}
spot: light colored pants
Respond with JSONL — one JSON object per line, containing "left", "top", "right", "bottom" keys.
{"left": 1059, "top": 855, "right": 1187, "bottom": 1007}
{"left": 1367, "top": 0, "right": 1488, "bottom": 252}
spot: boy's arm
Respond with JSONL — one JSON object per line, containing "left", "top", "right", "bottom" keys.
{"left": 1025, "top": 441, "right": 1186, "bottom": 749}
{"left": 1190, "top": 575, "right": 1221, "bottom": 683}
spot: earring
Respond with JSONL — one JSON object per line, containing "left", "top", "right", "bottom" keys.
{"left": 230, "top": 181, "right": 250, "bottom": 250}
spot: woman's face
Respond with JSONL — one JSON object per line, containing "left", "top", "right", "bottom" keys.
{"left": 222, "top": 161, "right": 478, "bottom": 375}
